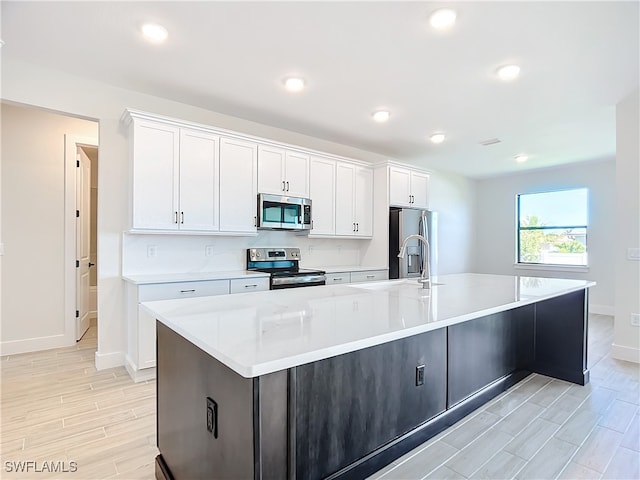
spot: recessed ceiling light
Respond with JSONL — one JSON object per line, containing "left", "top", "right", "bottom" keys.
{"left": 430, "top": 132, "right": 446, "bottom": 144}
{"left": 284, "top": 77, "right": 306, "bottom": 92}
{"left": 141, "top": 23, "right": 168, "bottom": 43}
{"left": 515, "top": 154, "right": 528, "bottom": 163}
{"left": 496, "top": 64, "right": 521, "bottom": 81}
{"left": 429, "top": 9, "right": 457, "bottom": 29}
{"left": 372, "top": 110, "right": 391, "bottom": 123}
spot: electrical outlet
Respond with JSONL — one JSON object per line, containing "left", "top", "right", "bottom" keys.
{"left": 206, "top": 397, "right": 218, "bottom": 438}
{"left": 147, "top": 245, "right": 158, "bottom": 258}
{"left": 205, "top": 245, "right": 215, "bottom": 257}
{"left": 631, "top": 314, "right": 640, "bottom": 327}
{"left": 415, "top": 365, "right": 425, "bottom": 386}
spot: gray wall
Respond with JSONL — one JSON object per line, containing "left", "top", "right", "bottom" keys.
{"left": 473, "top": 160, "right": 616, "bottom": 312}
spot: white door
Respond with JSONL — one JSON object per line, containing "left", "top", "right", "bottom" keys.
{"left": 410, "top": 171, "right": 430, "bottom": 209}
{"left": 309, "top": 156, "right": 335, "bottom": 235}
{"left": 257, "top": 144, "right": 285, "bottom": 195}
{"left": 284, "top": 151, "right": 309, "bottom": 197}
{"left": 335, "top": 162, "right": 356, "bottom": 236}
{"left": 389, "top": 167, "right": 412, "bottom": 207}
{"left": 354, "top": 166, "right": 373, "bottom": 237}
{"left": 131, "top": 120, "right": 180, "bottom": 230}
{"left": 219, "top": 137, "right": 258, "bottom": 232}
{"left": 76, "top": 148, "right": 91, "bottom": 340}
{"left": 179, "top": 129, "right": 219, "bottom": 231}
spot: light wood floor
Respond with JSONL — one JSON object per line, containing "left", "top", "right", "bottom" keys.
{"left": 1, "top": 315, "right": 638, "bottom": 480}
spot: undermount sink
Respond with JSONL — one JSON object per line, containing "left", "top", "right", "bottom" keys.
{"left": 351, "top": 279, "right": 445, "bottom": 291}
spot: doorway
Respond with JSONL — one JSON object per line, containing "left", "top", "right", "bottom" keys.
{"left": 64, "top": 134, "right": 98, "bottom": 344}
{"left": 76, "top": 145, "right": 98, "bottom": 340}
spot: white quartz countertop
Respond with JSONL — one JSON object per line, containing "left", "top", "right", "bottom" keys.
{"left": 122, "top": 270, "right": 269, "bottom": 285}
{"left": 141, "top": 273, "right": 595, "bottom": 378}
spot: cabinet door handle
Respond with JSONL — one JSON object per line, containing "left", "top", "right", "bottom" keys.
{"left": 244, "top": 284, "right": 258, "bottom": 288}
{"left": 333, "top": 277, "right": 343, "bottom": 281}
{"left": 254, "top": 216, "right": 257, "bottom": 227}
{"left": 356, "top": 223, "right": 359, "bottom": 232}
{"left": 352, "top": 222, "right": 356, "bottom": 232}
{"left": 366, "top": 275, "right": 375, "bottom": 279}
{"left": 180, "top": 212, "right": 184, "bottom": 224}
{"left": 286, "top": 181, "right": 290, "bottom": 192}
{"left": 174, "top": 211, "right": 179, "bottom": 224}
{"left": 180, "top": 289, "right": 196, "bottom": 294}
{"left": 282, "top": 180, "right": 286, "bottom": 191}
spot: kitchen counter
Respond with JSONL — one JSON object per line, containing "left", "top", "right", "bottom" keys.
{"left": 122, "top": 270, "right": 269, "bottom": 285}
{"left": 151, "top": 272, "right": 594, "bottom": 480}
{"left": 142, "top": 273, "right": 594, "bottom": 378}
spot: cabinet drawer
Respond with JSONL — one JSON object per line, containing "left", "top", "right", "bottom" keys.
{"left": 230, "top": 277, "right": 270, "bottom": 294}
{"left": 350, "top": 270, "right": 389, "bottom": 283}
{"left": 138, "top": 280, "right": 230, "bottom": 302}
{"left": 325, "top": 273, "right": 351, "bottom": 285}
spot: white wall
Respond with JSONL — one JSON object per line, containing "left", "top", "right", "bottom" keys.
{"left": 473, "top": 160, "right": 616, "bottom": 313}
{"left": 1, "top": 57, "right": 476, "bottom": 366}
{"left": 1, "top": 103, "right": 98, "bottom": 351}
{"left": 122, "top": 233, "right": 368, "bottom": 276}
{"left": 428, "top": 169, "right": 476, "bottom": 275}
{"left": 613, "top": 89, "right": 640, "bottom": 363}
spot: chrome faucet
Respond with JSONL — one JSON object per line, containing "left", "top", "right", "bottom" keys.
{"left": 398, "top": 234, "right": 431, "bottom": 289}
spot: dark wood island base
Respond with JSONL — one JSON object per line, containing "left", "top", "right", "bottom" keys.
{"left": 154, "top": 289, "right": 589, "bottom": 480}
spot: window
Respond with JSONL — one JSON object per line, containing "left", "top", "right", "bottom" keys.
{"left": 517, "top": 188, "right": 588, "bottom": 266}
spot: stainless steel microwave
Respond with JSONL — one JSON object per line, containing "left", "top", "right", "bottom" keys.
{"left": 257, "top": 193, "right": 312, "bottom": 231}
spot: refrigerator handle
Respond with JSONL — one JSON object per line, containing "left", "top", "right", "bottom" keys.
{"left": 419, "top": 213, "right": 427, "bottom": 275}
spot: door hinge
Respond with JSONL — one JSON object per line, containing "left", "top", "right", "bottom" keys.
{"left": 76, "top": 160, "right": 80, "bottom": 167}
{"left": 75, "top": 310, "right": 79, "bottom": 318}
{"left": 76, "top": 260, "right": 79, "bottom": 268}
{"left": 76, "top": 210, "right": 80, "bottom": 218}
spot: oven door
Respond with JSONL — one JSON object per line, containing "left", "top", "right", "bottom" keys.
{"left": 271, "top": 275, "right": 326, "bottom": 289}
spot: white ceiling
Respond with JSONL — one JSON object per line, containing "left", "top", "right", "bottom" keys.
{"left": 2, "top": 1, "right": 638, "bottom": 178}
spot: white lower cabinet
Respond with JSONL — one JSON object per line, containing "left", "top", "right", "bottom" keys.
{"left": 325, "top": 273, "right": 351, "bottom": 285}
{"left": 350, "top": 270, "right": 389, "bottom": 283}
{"left": 324, "top": 269, "right": 389, "bottom": 285}
{"left": 126, "top": 276, "right": 268, "bottom": 381}
{"left": 229, "top": 277, "right": 270, "bottom": 294}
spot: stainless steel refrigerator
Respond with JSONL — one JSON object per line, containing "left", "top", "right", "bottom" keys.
{"left": 389, "top": 207, "right": 438, "bottom": 279}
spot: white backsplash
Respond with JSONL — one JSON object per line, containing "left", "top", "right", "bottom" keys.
{"left": 122, "top": 232, "right": 366, "bottom": 275}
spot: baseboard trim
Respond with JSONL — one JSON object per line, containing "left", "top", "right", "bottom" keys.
{"left": 0, "top": 334, "right": 73, "bottom": 356}
{"left": 125, "top": 355, "right": 157, "bottom": 383}
{"left": 95, "top": 350, "right": 125, "bottom": 370}
{"left": 590, "top": 304, "right": 614, "bottom": 316}
{"left": 611, "top": 343, "right": 640, "bottom": 364}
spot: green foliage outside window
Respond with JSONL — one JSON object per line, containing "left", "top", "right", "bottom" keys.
{"left": 519, "top": 215, "right": 586, "bottom": 263}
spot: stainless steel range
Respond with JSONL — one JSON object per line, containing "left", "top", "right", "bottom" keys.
{"left": 246, "top": 247, "right": 326, "bottom": 289}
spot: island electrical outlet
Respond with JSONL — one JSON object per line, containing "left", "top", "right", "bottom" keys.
{"left": 416, "top": 365, "right": 425, "bottom": 386}
{"left": 206, "top": 397, "right": 218, "bottom": 438}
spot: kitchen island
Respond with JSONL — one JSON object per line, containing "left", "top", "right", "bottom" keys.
{"left": 143, "top": 273, "right": 594, "bottom": 480}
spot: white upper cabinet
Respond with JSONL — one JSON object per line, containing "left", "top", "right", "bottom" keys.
{"left": 389, "top": 166, "right": 430, "bottom": 209}
{"left": 335, "top": 162, "right": 373, "bottom": 237}
{"left": 131, "top": 119, "right": 219, "bottom": 231}
{"left": 258, "top": 145, "right": 309, "bottom": 198}
{"left": 309, "top": 156, "right": 336, "bottom": 235}
{"left": 179, "top": 129, "right": 219, "bottom": 231}
{"left": 219, "top": 137, "right": 258, "bottom": 233}
{"left": 354, "top": 166, "right": 373, "bottom": 237}
{"left": 131, "top": 120, "right": 180, "bottom": 230}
